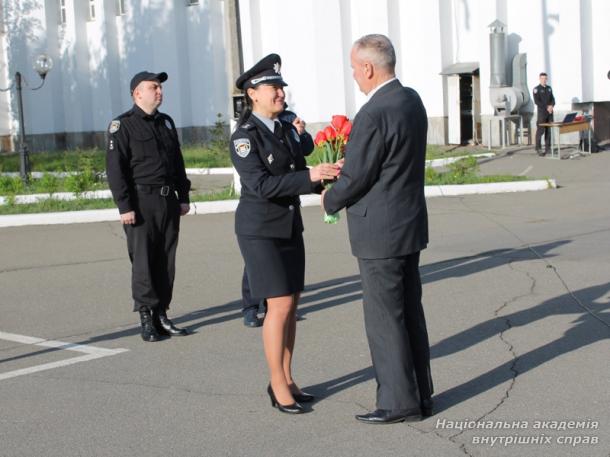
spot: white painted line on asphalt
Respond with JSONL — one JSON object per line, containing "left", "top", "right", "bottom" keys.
{"left": 0, "top": 331, "right": 128, "bottom": 382}
{"left": 519, "top": 165, "right": 534, "bottom": 176}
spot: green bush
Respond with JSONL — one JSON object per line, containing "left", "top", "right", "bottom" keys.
{"left": 0, "top": 175, "right": 24, "bottom": 195}
{"left": 37, "top": 173, "right": 60, "bottom": 194}
{"left": 446, "top": 156, "right": 479, "bottom": 179}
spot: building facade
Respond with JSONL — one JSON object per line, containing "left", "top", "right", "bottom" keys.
{"left": 1, "top": 0, "right": 609, "bottom": 151}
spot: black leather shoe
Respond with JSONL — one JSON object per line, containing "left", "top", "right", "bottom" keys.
{"left": 355, "top": 408, "right": 421, "bottom": 424}
{"left": 153, "top": 309, "right": 188, "bottom": 336}
{"left": 243, "top": 308, "right": 261, "bottom": 328}
{"left": 536, "top": 149, "right": 545, "bottom": 156}
{"left": 293, "top": 391, "right": 315, "bottom": 403}
{"left": 267, "top": 384, "right": 304, "bottom": 414}
{"left": 139, "top": 309, "right": 163, "bottom": 342}
{"left": 420, "top": 398, "right": 434, "bottom": 417}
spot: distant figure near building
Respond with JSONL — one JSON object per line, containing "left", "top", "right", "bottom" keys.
{"left": 533, "top": 72, "right": 555, "bottom": 156}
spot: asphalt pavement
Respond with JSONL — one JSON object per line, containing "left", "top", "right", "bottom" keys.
{"left": 0, "top": 146, "right": 608, "bottom": 457}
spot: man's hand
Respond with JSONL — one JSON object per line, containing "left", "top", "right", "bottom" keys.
{"left": 292, "top": 117, "right": 306, "bottom": 135}
{"left": 120, "top": 211, "right": 136, "bottom": 225}
{"left": 179, "top": 203, "right": 190, "bottom": 216}
{"left": 547, "top": 105, "right": 554, "bottom": 114}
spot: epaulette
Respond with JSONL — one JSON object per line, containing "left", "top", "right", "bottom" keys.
{"left": 240, "top": 122, "right": 255, "bottom": 130}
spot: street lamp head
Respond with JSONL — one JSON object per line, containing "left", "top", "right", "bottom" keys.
{"left": 33, "top": 54, "right": 53, "bottom": 79}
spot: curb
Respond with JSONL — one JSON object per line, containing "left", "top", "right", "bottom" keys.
{"left": 0, "top": 179, "right": 555, "bottom": 228}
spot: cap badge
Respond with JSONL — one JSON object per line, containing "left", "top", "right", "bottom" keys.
{"left": 233, "top": 138, "right": 251, "bottom": 158}
{"left": 273, "top": 62, "right": 281, "bottom": 74}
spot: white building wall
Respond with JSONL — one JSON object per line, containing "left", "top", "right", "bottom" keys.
{"left": 1, "top": 0, "right": 609, "bottom": 149}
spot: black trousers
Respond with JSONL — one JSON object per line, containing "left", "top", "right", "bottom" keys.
{"left": 536, "top": 111, "right": 553, "bottom": 150}
{"left": 358, "top": 252, "right": 433, "bottom": 410}
{"left": 123, "top": 191, "right": 180, "bottom": 312}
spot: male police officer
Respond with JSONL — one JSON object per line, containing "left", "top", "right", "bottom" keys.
{"left": 106, "top": 71, "right": 191, "bottom": 342}
{"left": 533, "top": 72, "right": 555, "bottom": 156}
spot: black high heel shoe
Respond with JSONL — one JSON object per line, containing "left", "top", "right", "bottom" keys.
{"left": 293, "top": 391, "right": 315, "bottom": 403}
{"left": 267, "top": 384, "right": 304, "bottom": 414}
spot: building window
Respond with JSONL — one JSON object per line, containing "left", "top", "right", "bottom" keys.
{"left": 187, "top": 0, "right": 199, "bottom": 5}
{"left": 116, "top": 0, "right": 126, "bottom": 16}
{"left": 88, "top": 0, "right": 96, "bottom": 21}
{"left": 59, "top": 0, "right": 67, "bottom": 24}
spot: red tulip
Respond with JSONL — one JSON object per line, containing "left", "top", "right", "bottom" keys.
{"left": 324, "top": 126, "right": 337, "bottom": 140}
{"left": 331, "top": 115, "right": 348, "bottom": 131}
{"left": 339, "top": 120, "right": 352, "bottom": 137}
{"left": 314, "top": 131, "right": 327, "bottom": 146}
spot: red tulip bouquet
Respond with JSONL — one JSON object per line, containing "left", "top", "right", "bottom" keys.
{"left": 314, "top": 115, "right": 352, "bottom": 224}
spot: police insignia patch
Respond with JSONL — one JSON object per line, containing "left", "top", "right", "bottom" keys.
{"left": 234, "top": 139, "right": 251, "bottom": 158}
{"left": 292, "top": 130, "right": 300, "bottom": 143}
{"left": 533, "top": 88, "right": 538, "bottom": 94}
{"left": 109, "top": 120, "right": 120, "bottom": 133}
{"left": 165, "top": 119, "right": 172, "bottom": 129}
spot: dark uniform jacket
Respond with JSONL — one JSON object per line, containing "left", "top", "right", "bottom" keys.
{"left": 533, "top": 84, "right": 555, "bottom": 122}
{"left": 230, "top": 114, "right": 317, "bottom": 239}
{"left": 106, "top": 105, "right": 191, "bottom": 214}
{"left": 324, "top": 79, "right": 429, "bottom": 259}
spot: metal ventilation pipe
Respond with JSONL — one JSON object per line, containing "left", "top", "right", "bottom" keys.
{"left": 489, "top": 20, "right": 507, "bottom": 88}
{"left": 488, "top": 19, "right": 527, "bottom": 115}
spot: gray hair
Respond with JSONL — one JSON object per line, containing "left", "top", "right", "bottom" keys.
{"left": 353, "top": 34, "right": 396, "bottom": 72}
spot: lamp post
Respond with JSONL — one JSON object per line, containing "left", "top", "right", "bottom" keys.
{"left": 1, "top": 54, "right": 53, "bottom": 183}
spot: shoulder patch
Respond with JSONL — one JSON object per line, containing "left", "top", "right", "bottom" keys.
{"left": 233, "top": 138, "right": 251, "bottom": 158}
{"left": 109, "top": 120, "right": 121, "bottom": 134}
{"left": 548, "top": 87, "right": 552, "bottom": 92}
{"left": 533, "top": 88, "right": 538, "bottom": 94}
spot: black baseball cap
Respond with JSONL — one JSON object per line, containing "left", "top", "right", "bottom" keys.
{"left": 236, "top": 54, "right": 287, "bottom": 91}
{"left": 130, "top": 71, "right": 168, "bottom": 93}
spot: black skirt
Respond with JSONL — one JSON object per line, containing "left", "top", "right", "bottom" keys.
{"left": 237, "top": 230, "right": 305, "bottom": 299}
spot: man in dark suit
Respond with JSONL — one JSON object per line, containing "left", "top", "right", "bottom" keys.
{"left": 323, "top": 34, "right": 433, "bottom": 424}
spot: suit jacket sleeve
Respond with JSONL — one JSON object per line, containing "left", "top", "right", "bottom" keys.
{"left": 323, "top": 110, "right": 384, "bottom": 214}
{"left": 231, "top": 131, "right": 313, "bottom": 198}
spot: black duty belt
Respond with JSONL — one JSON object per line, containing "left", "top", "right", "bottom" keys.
{"left": 135, "top": 184, "right": 175, "bottom": 196}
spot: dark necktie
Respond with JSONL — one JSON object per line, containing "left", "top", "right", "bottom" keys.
{"left": 273, "top": 121, "right": 284, "bottom": 142}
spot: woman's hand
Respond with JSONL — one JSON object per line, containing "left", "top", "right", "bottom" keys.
{"left": 309, "top": 163, "right": 340, "bottom": 183}
{"left": 292, "top": 117, "right": 306, "bottom": 135}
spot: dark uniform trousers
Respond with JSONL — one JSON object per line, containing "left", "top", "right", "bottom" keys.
{"left": 124, "top": 188, "right": 180, "bottom": 312}
{"left": 536, "top": 111, "right": 554, "bottom": 151}
{"left": 358, "top": 252, "right": 433, "bottom": 410}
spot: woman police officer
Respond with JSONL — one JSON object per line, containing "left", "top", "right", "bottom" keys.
{"left": 230, "top": 54, "right": 339, "bottom": 414}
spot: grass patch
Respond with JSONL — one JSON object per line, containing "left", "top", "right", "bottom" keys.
{"left": 0, "top": 173, "right": 106, "bottom": 196}
{"left": 306, "top": 144, "right": 494, "bottom": 167}
{"left": 0, "top": 146, "right": 231, "bottom": 172}
{"left": 0, "top": 197, "right": 117, "bottom": 215}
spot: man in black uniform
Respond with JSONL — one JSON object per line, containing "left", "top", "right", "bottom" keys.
{"left": 533, "top": 72, "right": 555, "bottom": 156}
{"left": 106, "top": 71, "right": 191, "bottom": 342}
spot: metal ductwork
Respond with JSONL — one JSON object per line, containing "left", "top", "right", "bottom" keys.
{"left": 488, "top": 20, "right": 527, "bottom": 115}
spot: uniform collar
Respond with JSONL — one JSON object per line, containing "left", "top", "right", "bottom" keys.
{"left": 252, "top": 111, "right": 280, "bottom": 133}
{"left": 133, "top": 104, "right": 158, "bottom": 120}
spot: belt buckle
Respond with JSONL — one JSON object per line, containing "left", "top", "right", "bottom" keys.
{"left": 160, "top": 185, "right": 170, "bottom": 196}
